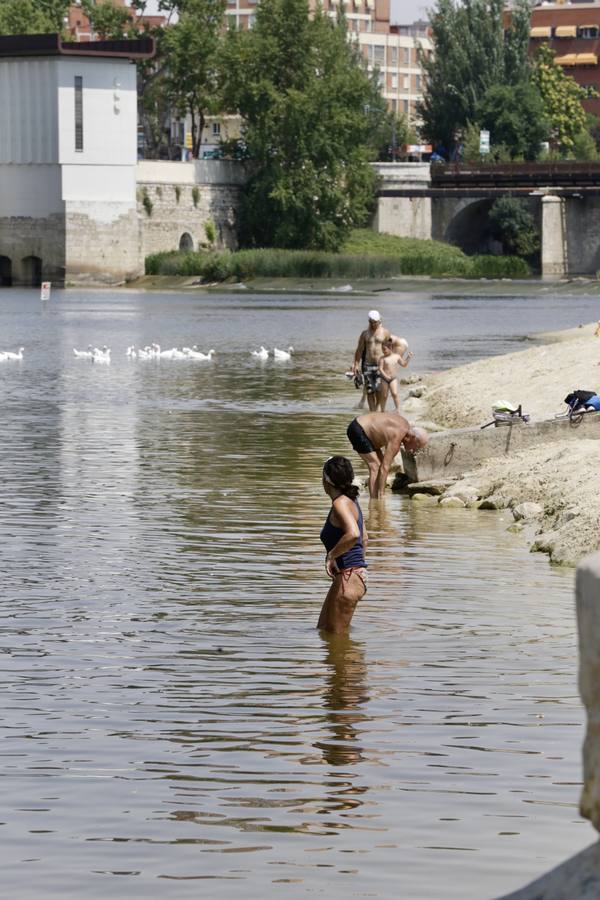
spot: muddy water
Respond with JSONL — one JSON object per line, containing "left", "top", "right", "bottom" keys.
{"left": 0, "top": 288, "right": 597, "bottom": 899}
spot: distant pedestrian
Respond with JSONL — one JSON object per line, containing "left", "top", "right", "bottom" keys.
{"left": 375, "top": 336, "right": 413, "bottom": 412}
{"left": 351, "top": 310, "right": 391, "bottom": 411}
{"left": 318, "top": 456, "right": 368, "bottom": 634}
{"left": 346, "top": 412, "right": 428, "bottom": 499}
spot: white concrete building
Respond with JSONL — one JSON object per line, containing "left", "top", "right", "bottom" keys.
{"left": 0, "top": 33, "right": 154, "bottom": 285}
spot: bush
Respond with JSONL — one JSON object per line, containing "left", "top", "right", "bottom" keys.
{"left": 489, "top": 197, "right": 540, "bottom": 257}
{"left": 468, "top": 255, "right": 531, "bottom": 278}
{"left": 144, "top": 239, "right": 531, "bottom": 281}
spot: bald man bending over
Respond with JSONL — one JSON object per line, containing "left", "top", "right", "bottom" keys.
{"left": 347, "top": 412, "right": 428, "bottom": 499}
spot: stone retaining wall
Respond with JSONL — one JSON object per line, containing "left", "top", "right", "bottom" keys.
{"left": 136, "top": 160, "right": 248, "bottom": 260}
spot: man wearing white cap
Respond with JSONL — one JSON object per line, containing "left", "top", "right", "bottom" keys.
{"left": 351, "top": 310, "right": 391, "bottom": 410}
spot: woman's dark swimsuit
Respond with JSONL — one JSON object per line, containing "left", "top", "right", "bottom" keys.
{"left": 347, "top": 418, "right": 375, "bottom": 455}
{"left": 320, "top": 499, "right": 367, "bottom": 575}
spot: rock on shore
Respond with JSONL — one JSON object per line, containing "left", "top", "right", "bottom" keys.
{"left": 417, "top": 321, "right": 600, "bottom": 566}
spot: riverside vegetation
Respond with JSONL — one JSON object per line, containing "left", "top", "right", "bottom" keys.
{"left": 144, "top": 230, "right": 531, "bottom": 282}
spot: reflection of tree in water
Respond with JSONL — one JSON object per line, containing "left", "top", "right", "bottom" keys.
{"left": 315, "top": 633, "right": 370, "bottom": 769}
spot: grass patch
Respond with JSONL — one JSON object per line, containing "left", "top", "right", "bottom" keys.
{"left": 145, "top": 230, "right": 531, "bottom": 281}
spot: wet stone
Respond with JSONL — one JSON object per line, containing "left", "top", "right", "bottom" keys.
{"left": 439, "top": 496, "right": 466, "bottom": 509}
{"left": 411, "top": 492, "right": 439, "bottom": 505}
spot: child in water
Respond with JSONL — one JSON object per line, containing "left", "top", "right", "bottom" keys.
{"left": 375, "top": 337, "right": 413, "bottom": 412}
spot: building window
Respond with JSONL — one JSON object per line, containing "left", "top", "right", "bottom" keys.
{"left": 74, "top": 75, "right": 83, "bottom": 152}
{"left": 403, "top": 47, "right": 410, "bottom": 65}
{"left": 368, "top": 44, "right": 385, "bottom": 65}
{"left": 390, "top": 46, "right": 398, "bottom": 65}
{"left": 391, "top": 73, "right": 398, "bottom": 89}
{"left": 402, "top": 99, "right": 409, "bottom": 114}
{"left": 580, "top": 27, "right": 599, "bottom": 39}
{"left": 403, "top": 75, "right": 409, "bottom": 91}
{"left": 415, "top": 74, "right": 422, "bottom": 91}
{"left": 212, "top": 122, "right": 221, "bottom": 137}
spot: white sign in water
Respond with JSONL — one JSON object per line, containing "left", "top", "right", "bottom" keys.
{"left": 40, "top": 282, "right": 51, "bottom": 301}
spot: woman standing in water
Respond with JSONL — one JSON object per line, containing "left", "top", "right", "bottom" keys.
{"left": 318, "top": 456, "right": 368, "bottom": 634}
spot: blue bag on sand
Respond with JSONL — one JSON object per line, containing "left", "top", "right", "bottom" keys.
{"left": 585, "top": 395, "right": 600, "bottom": 411}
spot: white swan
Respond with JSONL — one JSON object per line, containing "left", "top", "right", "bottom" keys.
{"left": 273, "top": 345, "right": 294, "bottom": 361}
{"left": 92, "top": 346, "right": 110, "bottom": 364}
{"left": 74, "top": 345, "right": 94, "bottom": 359}
{"left": 3, "top": 347, "right": 24, "bottom": 360}
{"left": 251, "top": 346, "right": 269, "bottom": 360}
{"left": 195, "top": 348, "right": 215, "bottom": 361}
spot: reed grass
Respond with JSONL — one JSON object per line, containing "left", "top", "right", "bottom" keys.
{"left": 145, "top": 230, "right": 531, "bottom": 281}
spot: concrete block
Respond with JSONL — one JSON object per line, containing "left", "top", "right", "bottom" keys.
{"left": 578, "top": 551, "right": 600, "bottom": 833}
{"left": 401, "top": 412, "right": 600, "bottom": 483}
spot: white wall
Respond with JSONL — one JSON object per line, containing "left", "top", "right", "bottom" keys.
{"left": 57, "top": 57, "right": 137, "bottom": 167}
{"left": 62, "top": 165, "right": 136, "bottom": 204}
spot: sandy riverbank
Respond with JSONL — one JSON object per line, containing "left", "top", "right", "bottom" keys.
{"left": 406, "top": 320, "right": 600, "bottom": 566}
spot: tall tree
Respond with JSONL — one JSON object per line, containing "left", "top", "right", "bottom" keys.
{"left": 418, "top": 0, "right": 533, "bottom": 154}
{"left": 161, "top": 0, "right": 226, "bottom": 158}
{"left": 220, "top": 0, "right": 384, "bottom": 251}
{"left": 533, "top": 43, "right": 590, "bottom": 154}
{"left": 476, "top": 82, "right": 549, "bottom": 161}
{"left": 79, "top": 0, "right": 132, "bottom": 39}
{"left": 0, "top": 0, "right": 70, "bottom": 33}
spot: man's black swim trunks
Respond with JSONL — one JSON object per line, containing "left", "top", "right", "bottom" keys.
{"left": 347, "top": 418, "right": 376, "bottom": 455}
{"left": 363, "top": 364, "right": 380, "bottom": 395}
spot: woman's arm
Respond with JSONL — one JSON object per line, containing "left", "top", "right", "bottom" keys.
{"left": 326, "top": 497, "right": 360, "bottom": 576}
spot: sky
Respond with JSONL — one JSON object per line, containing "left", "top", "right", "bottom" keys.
{"left": 390, "top": 0, "right": 430, "bottom": 24}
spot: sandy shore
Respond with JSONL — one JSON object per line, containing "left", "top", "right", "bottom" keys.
{"left": 409, "top": 320, "right": 600, "bottom": 566}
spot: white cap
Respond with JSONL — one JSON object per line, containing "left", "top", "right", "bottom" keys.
{"left": 368, "top": 309, "right": 381, "bottom": 322}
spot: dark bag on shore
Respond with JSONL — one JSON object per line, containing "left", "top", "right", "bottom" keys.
{"left": 565, "top": 390, "right": 596, "bottom": 411}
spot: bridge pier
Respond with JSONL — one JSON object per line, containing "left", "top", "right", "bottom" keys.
{"left": 541, "top": 194, "right": 567, "bottom": 279}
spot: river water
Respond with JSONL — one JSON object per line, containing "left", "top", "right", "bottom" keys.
{"left": 1, "top": 286, "right": 599, "bottom": 899}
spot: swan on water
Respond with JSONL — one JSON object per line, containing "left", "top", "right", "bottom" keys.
{"left": 251, "top": 346, "right": 269, "bottom": 360}
{"left": 273, "top": 346, "right": 294, "bottom": 360}
{"left": 3, "top": 347, "right": 25, "bottom": 360}
{"left": 74, "top": 345, "right": 94, "bottom": 359}
{"left": 92, "top": 346, "right": 111, "bottom": 364}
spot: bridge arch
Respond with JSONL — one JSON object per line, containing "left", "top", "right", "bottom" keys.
{"left": 21, "top": 255, "right": 42, "bottom": 286}
{"left": 0, "top": 255, "right": 12, "bottom": 286}
{"left": 444, "top": 199, "right": 497, "bottom": 254}
{"left": 179, "top": 232, "right": 194, "bottom": 251}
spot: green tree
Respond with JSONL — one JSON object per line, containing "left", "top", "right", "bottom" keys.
{"left": 79, "top": 0, "right": 132, "bottom": 39}
{"left": 488, "top": 196, "right": 540, "bottom": 257}
{"left": 418, "top": 0, "right": 533, "bottom": 155}
{"left": 220, "top": 0, "right": 384, "bottom": 250}
{"left": 0, "top": 0, "right": 70, "bottom": 33}
{"left": 533, "top": 44, "right": 589, "bottom": 154}
{"left": 572, "top": 128, "right": 599, "bottom": 161}
{"left": 161, "top": 0, "right": 226, "bottom": 158}
{"left": 476, "top": 82, "right": 549, "bottom": 161}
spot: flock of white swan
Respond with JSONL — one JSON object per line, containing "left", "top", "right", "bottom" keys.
{"left": 0, "top": 344, "right": 295, "bottom": 364}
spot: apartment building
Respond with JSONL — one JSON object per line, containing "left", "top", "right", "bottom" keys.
{"left": 529, "top": 2, "right": 600, "bottom": 116}
{"left": 226, "top": 0, "right": 432, "bottom": 123}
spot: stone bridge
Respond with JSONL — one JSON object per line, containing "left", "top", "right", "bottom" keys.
{"left": 374, "top": 161, "right": 600, "bottom": 277}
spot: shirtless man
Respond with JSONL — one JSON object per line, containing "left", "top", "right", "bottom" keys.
{"left": 351, "top": 310, "right": 391, "bottom": 411}
{"left": 346, "top": 412, "right": 428, "bottom": 499}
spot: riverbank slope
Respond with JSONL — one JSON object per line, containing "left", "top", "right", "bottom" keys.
{"left": 411, "top": 321, "right": 600, "bottom": 566}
